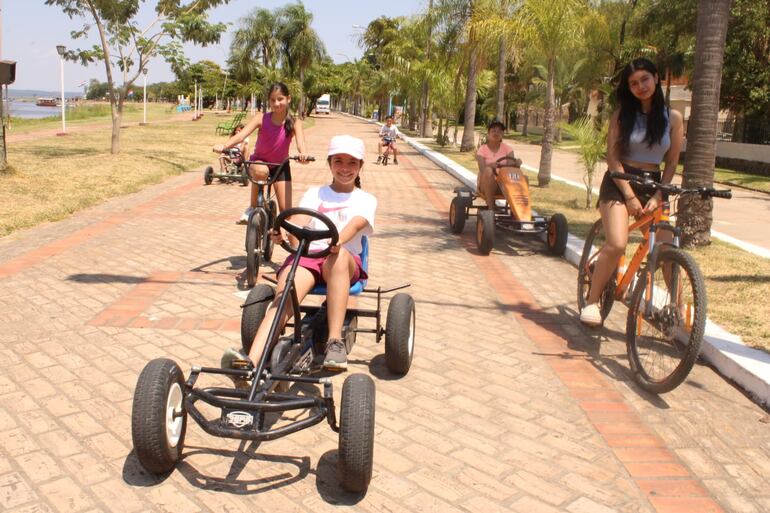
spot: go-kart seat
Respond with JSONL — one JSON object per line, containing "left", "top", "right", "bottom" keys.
{"left": 309, "top": 236, "right": 369, "bottom": 296}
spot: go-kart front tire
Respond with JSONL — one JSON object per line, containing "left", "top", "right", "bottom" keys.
{"left": 241, "top": 284, "right": 275, "bottom": 353}
{"left": 476, "top": 210, "right": 495, "bottom": 255}
{"left": 338, "top": 374, "right": 375, "bottom": 493}
{"left": 245, "top": 210, "right": 263, "bottom": 288}
{"left": 449, "top": 196, "right": 469, "bottom": 234}
{"left": 131, "top": 358, "right": 187, "bottom": 475}
{"left": 385, "top": 293, "right": 415, "bottom": 375}
{"left": 546, "top": 213, "right": 568, "bottom": 256}
{"left": 203, "top": 166, "right": 214, "bottom": 185}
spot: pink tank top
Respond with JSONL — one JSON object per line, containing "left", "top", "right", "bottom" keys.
{"left": 251, "top": 112, "right": 293, "bottom": 163}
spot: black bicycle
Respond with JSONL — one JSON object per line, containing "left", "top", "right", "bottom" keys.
{"left": 243, "top": 156, "right": 313, "bottom": 288}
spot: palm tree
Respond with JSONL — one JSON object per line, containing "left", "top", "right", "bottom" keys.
{"left": 276, "top": 3, "right": 326, "bottom": 116}
{"left": 678, "top": 0, "right": 734, "bottom": 247}
{"left": 520, "top": 0, "right": 585, "bottom": 186}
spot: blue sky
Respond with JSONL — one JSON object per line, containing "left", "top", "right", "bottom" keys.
{"left": 4, "top": 0, "right": 426, "bottom": 91}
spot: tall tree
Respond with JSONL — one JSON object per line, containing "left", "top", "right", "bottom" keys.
{"left": 520, "top": 0, "right": 584, "bottom": 186}
{"left": 46, "top": 0, "right": 227, "bottom": 154}
{"left": 276, "top": 2, "right": 326, "bottom": 117}
{"left": 678, "top": 0, "right": 734, "bottom": 246}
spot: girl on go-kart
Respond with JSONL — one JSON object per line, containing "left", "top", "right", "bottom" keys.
{"left": 228, "top": 135, "right": 376, "bottom": 372}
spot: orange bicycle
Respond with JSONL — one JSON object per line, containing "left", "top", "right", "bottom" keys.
{"left": 577, "top": 172, "right": 731, "bottom": 393}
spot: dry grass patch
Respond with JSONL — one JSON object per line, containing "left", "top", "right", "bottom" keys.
{"left": 2, "top": 115, "right": 222, "bottom": 236}
{"left": 423, "top": 141, "right": 770, "bottom": 353}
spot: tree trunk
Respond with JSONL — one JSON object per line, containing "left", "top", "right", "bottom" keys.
{"left": 678, "top": 0, "right": 733, "bottom": 247}
{"left": 437, "top": 117, "right": 444, "bottom": 145}
{"left": 537, "top": 57, "right": 556, "bottom": 186}
{"left": 522, "top": 104, "right": 529, "bottom": 136}
{"left": 298, "top": 68, "right": 306, "bottom": 119}
{"left": 495, "top": 37, "right": 506, "bottom": 123}
{"left": 111, "top": 95, "right": 123, "bottom": 154}
{"left": 420, "top": 0, "right": 433, "bottom": 137}
{"left": 460, "top": 46, "right": 479, "bottom": 152}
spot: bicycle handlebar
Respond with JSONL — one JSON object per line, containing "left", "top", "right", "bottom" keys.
{"left": 609, "top": 171, "right": 732, "bottom": 200}
{"left": 235, "top": 155, "right": 316, "bottom": 185}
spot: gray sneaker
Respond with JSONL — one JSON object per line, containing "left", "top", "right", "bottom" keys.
{"left": 220, "top": 347, "right": 252, "bottom": 389}
{"left": 323, "top": 339, "right": 347, "bottom": 371}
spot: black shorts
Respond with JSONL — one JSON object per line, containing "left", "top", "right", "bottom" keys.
{"left": 598, "top": 162, "right": 661, "bottom": 206}
{"left": 268, "top": 161, "right": 292, "bottom": 182}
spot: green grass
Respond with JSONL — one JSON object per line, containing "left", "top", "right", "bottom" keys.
{"left": 423, "top": 141, "right": 770, "bottom": 353}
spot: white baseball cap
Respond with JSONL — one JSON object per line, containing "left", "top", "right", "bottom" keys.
{"left": 327, "top": 135, "right": 365, "bottom": 160}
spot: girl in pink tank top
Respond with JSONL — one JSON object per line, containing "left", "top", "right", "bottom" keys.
{"left": 214, "top": 82, "right": 310, "bottom": 224}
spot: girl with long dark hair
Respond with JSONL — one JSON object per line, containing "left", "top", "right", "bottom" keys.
{"left": 580, "top": 58, "right": 684, "bottom": 326}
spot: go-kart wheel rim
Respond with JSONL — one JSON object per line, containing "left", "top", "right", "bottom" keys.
{"left": 165, "top": 382, "right": 184, "bottom": 448}
{"left": 547, "top": 221, "right": 556, "bottom": 246}
{"left": 407, "top": 308, "right": 415, "bottom": 357}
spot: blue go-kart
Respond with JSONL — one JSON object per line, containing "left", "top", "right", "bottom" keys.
{"left": 130, "top": 208, "right": 415, "bottom": 492}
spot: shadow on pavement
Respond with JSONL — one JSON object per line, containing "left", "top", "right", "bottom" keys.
{"left": 315, "top": 449, "right": 366, "bottom": 506}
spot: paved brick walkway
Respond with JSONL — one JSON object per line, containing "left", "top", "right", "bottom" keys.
{"left": 1, "top": 114, "right": 769, "bottom": 512}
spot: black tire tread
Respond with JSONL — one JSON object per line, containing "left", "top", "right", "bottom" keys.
{"left": 385, "top": 293, "right": 415, "bottom": 375}
{"left": 241, "top": 284, "right": 275, "bottom": 353}
{"left": 449, "top": 196, "right": 468, "bottom": 234}
{"left": 547, "top": 213, "right": 568, "bottom": 256}
{"left": 477, "top": 210, "right": 495, "bottom": 255}
{"left": 337, "top": 374, "right": 375, "bottom": 492}
{"left": 131, "top": 358, "right": 186, "bottom": 474}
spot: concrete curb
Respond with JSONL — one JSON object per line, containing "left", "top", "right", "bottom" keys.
{"left": 366, "top": 117, "right": 770, "bottom": 407}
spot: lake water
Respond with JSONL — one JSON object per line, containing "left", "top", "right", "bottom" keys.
{"left": 6, "top": 100, "right": 70, "bottom": 119}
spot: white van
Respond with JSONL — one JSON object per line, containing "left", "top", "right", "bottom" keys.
{"left": 316, "top": 94, "right": 331, "bottom": 115}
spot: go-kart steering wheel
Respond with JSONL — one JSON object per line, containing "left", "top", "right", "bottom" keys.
{"left": 273, "top": 207, "right": 339, "bottom": 258}
{"left": 495, "top": 156, "right": 521, "bottom": 168}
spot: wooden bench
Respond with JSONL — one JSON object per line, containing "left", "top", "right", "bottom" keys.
{"left": 215, "top": 112, "right": 246, "bottom": 135}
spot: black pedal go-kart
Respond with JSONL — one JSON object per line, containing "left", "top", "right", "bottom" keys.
{"left": 449, "top": 156, "right": 569, "bottom": 256}
{"left": 204, "top": 147, "right": 249, "bottom": 186}
{"left": 131, "top": 208, "right": 416, "bottom": 493}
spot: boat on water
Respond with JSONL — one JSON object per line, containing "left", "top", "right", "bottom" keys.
{"left": 35, "top": 98, "right": 58, "bottom": 107}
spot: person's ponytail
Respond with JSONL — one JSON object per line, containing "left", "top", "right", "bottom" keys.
{"left": 284, "top": 112, "right": 294, "bottom": 138}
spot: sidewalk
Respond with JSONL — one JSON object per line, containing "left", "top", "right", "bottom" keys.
{"left": 0, "top": 113, "right": 768, "bottom": 512}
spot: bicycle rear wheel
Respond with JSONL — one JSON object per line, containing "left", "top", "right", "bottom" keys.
{"left": 577, "top": 220, "right": 616, "bottom": 321}
{"left": 626, "top": 248, "right": 706, "bottom": 394}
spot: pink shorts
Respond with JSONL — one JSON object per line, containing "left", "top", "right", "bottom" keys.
{"left": 278, "top": 253, "right": 367, "bottom": 287}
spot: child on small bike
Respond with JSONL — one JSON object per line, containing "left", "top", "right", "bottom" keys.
{"left": 213, "top": 82, "right": 310, "bottom": 224}
{"left": 229, "top": 135, "right": 376, "bottom": 372}
{"left": 217, "top": 124, "right": 249, "bottom": 177}
{"left": 377, "top": 116, "right": 401, "bottom": 165}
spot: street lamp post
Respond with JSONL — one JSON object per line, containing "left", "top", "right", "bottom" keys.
{"left": 141, "top": 68, "right": 148, "bottom": 125}
{"left": 56, "top": 45, "right": 66, "bottom": 135}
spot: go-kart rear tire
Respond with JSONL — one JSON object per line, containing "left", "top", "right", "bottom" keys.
{"left": 385, "top": 293, "right": 415, "bottom": 375}
{"left": 204, "top": 166, "right": 214, "bottom": 185}
{"left": 240, "top": 167, "right": 249, "bottom": 186}
{"left": 241, "top": 284, "right": 275, "bottom": 353}
{"left": 476, "top": 210, "right": 495, "bottom": 255}
{"left": 449, "top": 196, "right": 469, "bottom": 234}
{"left": 546, "top": 213, "right": 568, "bottom": 256}
{"left": 131, "top": 358, "right": 187, "bottom": 475}
{"left": 338, "top": 373, "right": 375, "bottom": 493}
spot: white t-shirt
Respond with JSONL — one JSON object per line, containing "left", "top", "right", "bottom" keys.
{"left": 298, "top": 185, "right": 377, "bottom": 255}
{"left": 379, "top": 124, "right": 400, "bottom": 141}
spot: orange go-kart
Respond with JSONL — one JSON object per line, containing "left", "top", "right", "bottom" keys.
{"left": 448, "top": 156, "right": 568, "bottom": 256}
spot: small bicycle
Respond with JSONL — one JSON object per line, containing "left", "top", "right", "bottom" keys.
{"left": 577, "top": 171, "right": 731, "bottom": 393}
{"left": 380, "top": 137, "right": 395, "bottom": 166}
{"left": 243, "top": 156, "right": 313, "bottom": 288}
{"left": 204, "top": 147, "right": 249, "bottom": 186}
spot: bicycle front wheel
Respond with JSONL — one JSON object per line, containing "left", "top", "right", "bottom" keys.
{"left": 245, "top": 210, "right": 263, "bottom": 288}
{"left": 626, "top": 248, "right": 707, "bottom": 394}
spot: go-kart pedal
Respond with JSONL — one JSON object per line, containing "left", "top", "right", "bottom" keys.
{"left": 220, "top": 347, "right": 253, "bottom": 390}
